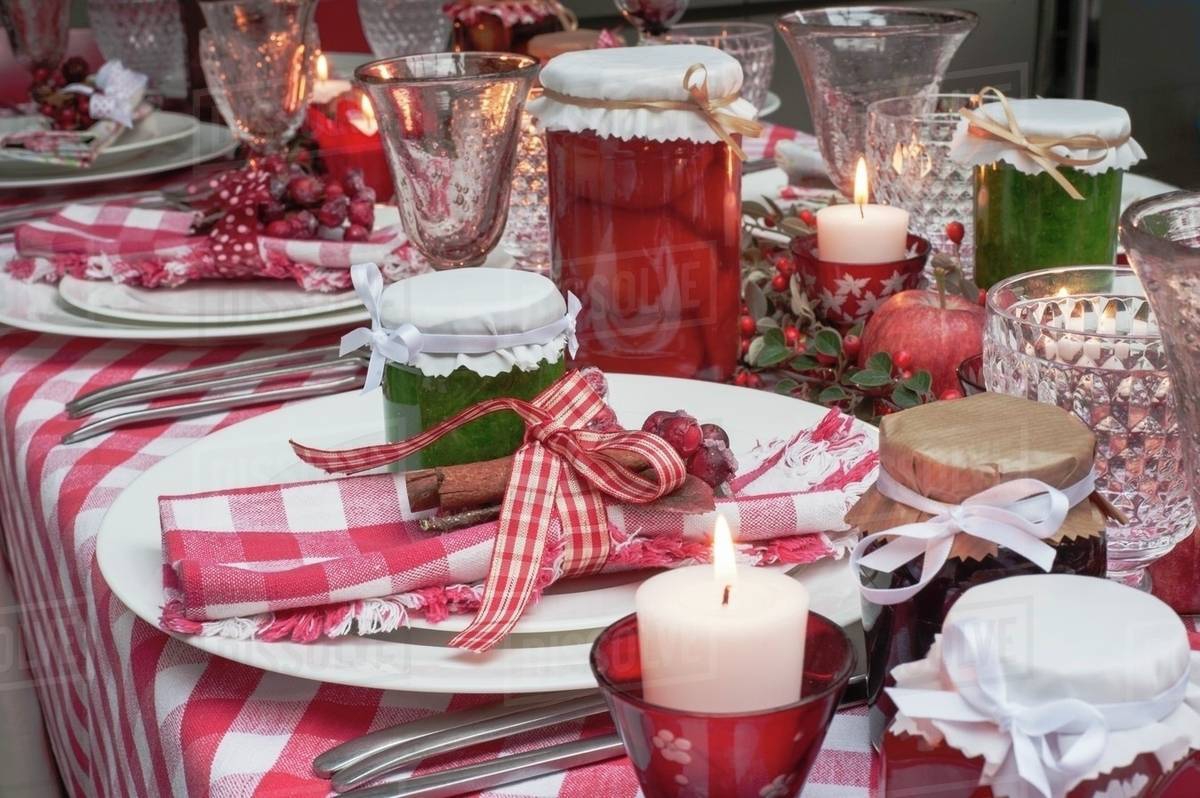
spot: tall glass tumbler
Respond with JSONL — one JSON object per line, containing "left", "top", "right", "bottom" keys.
{"left": 358, "top": 0, "right": 450, "bottom": 58}
{"left": 357, "top": 53, "right": 538, "bottom": 269}
{"left": 866, "top": 93, "right": 978, "bottom": 277}
{"left": 777, "top": 6, "right": 976, "bottom": 198}
{"left": 1121, "top": 191, "right": 1200, "bottom": 546}
{"left": 87, "top": 0, "right": 187, "bottom": 98}
{"left": 199, "top": 0, "right": 318, "bottom": 154}
{"left": 983, "top": 265, "right": 1195, "bottom": 590}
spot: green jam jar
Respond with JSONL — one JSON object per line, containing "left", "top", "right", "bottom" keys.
{"left": 974, "top": 162, "right": 1122, "bottom": 288}
{"left": 952, "top": 96, "right": 1144, "bottom": 288}
{"left": 375, "top": 267, "right": 574, "bottom": 469}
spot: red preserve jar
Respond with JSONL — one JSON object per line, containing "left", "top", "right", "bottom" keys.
{"left": 529, "top": 45, "right": 756, "bottom": 381}
{"left": 444, "top": 0, "right": 568, "bottom": 55}
{"left": 881, "top": 575, "right": 1200, "bottom": 798}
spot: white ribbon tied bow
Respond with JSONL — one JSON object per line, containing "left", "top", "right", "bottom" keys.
{"left": 851, "top": 468, "right": 1097, "bottom": 606}
{"left": 62, "top": 60, "right": 148, "bottom": 128}
{"left": 341, "top": 262, "right": 581, "bottom": 392}
{"left": 888, "top": 619, "right": 1189, "bottom": 798}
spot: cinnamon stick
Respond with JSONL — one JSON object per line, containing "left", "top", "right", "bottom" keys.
{"left": 403, "top": 449, "right": 654, "bottom": 513}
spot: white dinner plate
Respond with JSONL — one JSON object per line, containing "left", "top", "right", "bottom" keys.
{"left": 0, "top": 120, "right": 236, "bottom": 189}
{"left": 0, "top": 111, "right": 200, "bottom": 177}
{"left": 58, "top": 277, "right": 361, "bottom": 324}
{"left": 96, "top": 375, "right": 872, "bottom": 693}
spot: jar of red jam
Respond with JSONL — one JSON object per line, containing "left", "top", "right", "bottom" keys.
{"left": 529, "top": 45, "right": 756, "bottom": 382}
{"left": 882, "top": 574, "right": 1200, "bottom": 798}
{"left": 845, "top": 393, "right": 1112, "bottom": 747}
{"left": 444, "top": 0, "right": 569, "bottom": 55}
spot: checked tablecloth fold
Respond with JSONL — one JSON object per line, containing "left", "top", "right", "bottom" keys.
{"left": 160, "top": 406, "right": 878, "bottom": 644}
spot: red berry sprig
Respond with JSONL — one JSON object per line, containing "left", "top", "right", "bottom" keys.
{"left": 29, "top": 57, "right": 95, "bottom": 131}
{"left": 642, "top": 411, "right": 738, "bottom": 491}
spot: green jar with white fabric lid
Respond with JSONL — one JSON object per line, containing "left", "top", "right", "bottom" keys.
{"left": 951, "top": 92, "right": 1146, "bottom": 288}
{"left": 350, "top": 264, "right": 576, "bottom": 468}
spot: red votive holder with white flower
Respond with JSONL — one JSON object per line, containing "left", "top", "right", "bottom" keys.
{"left": 790, "top": 233, "right": 930, "bottom": 328}
{"left": 589, "top": 611, "right": 854, "bottom": 798}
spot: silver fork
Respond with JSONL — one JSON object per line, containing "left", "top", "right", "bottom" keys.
{"left": 62, "top": 346, "right": 367, "bottom": 444}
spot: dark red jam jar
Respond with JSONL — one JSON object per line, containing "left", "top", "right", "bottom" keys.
{"left": 531, "top": 45, "right": 754, "bottom": 382}
{"left": 843, "top": 394, "right": 1111, "bottom": 747}
{"left": 445, "top": 0, "right": 566, "bottom": 55}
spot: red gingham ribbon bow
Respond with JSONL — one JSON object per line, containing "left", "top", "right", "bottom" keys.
{"left": 290, "top": 371, "right": 687, "bottom": 652}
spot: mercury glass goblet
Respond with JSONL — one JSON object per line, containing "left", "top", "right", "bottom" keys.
{"left": 866, "top": 93, "right": 979, "bottom": 278}
{"left": 199, "top": 0, "right": 318, "bottom": 154}
{"left": 0, "top": 0, "right": 69, "bottom": 69}
{"left": 648, "top": 22, "right": 775, "bottom": 113}
{"left": 358, "top": 0, "right": 450, "bottom": 58}
{"left": 983, "top": 265, "right": 1195, "bottom": 590}
{"left": 357, "top": 53, "right": 538, "bottom": 270}
{"left": 87, "top": 0, "right": 187, "bottom": 98}
{"left": 1121, "top": 191, "right": 1200, "bottom": 554}
{"left": 777, "top": 6, "right": 977, "bottom": 198}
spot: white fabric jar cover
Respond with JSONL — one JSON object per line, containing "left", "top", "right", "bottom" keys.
{"left": 888, "top": 574, "right": 1200, "bottom": 798}
{"left": 527, "top": 44, "right": 757, "bottom": 144}
{"left": 340, "top": 262, "right": 578, "bottom": 384}
{"left": 951, "top": 96, "right": 1146, "bottom": 176}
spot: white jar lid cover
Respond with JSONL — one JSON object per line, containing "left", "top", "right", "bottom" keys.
{"left": 341, "top": 264, "right": 577, "bottom": 382}
{"left": 889, "top": 575, "right": 1200, "bottom": 798}
{"left": 951, "top": 97, "right": 1146, "bottom": 176}
{"left": 528, "top": 44, "right": 757, "bottom": 144}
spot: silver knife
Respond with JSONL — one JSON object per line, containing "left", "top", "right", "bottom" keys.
{"left": 337, "top": 734, "right": 625, "bottom": 798}
{"left": 314, "top": 691, "right": 595, "bottom": 777}
{"left": 332, "top": 692, "right": 610, "bottom": 791}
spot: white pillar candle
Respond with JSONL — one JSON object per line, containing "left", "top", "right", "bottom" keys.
{"left": 816, "top": 157, "right": 909, "bottom": 264}
{"left": 311, "top": 53, "right": 353, "bottom": 105}
{"left": 634, "top": 516, "right": 810, "bottom": 713}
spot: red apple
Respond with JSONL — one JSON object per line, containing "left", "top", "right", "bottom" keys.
{"left": 858, "top": 289, "right": 985, "bottom": 395}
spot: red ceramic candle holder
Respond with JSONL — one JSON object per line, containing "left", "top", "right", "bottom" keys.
{"left": 306, "top": 96, "right": 394, "bottom": 202}
{"left": 789, "top": 233, "right": 930, "bottom": 328}
{"left": 590, "top": 612, "right": 854, "bottom": 798}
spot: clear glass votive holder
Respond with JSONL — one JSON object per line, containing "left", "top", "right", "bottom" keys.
{"left": 866, "top": 93, "right": 979, "bottom": 278}
{"left": 983, "top": 265, "right": 1196, "bottom": 589}
{"left": 590, "top": 612, "right": 854, "bottom": 798}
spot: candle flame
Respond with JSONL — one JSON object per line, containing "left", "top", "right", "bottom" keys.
{"left": 712, "top": 515, "right": 737, "bottom": 588}
{"left": 853, "top": 156, "right": 870, "bottom": 206}
{"left": 315, "top": 52, "right": 329, "bottom": 81}
{"left": 359, "top": 92, "right": 376, "bottom": 126}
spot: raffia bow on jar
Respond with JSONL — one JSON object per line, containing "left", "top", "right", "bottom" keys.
{"left": 538, "top": 60, "right": 763, "bottom": 160}
{"left": 951, "top": 87, "right": 1145, "bottom": 201}
{"left": 291, "top": 366, "right": 691, "bottom": 653}
{"left": 885, "top": 575, "right": 1200, "bottom": 798}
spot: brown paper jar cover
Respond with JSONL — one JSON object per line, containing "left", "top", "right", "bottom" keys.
{"left": 847, "top": 392, "right": 1111, "bottom": 748}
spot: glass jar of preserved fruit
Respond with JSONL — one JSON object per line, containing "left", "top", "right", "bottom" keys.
{"left": 529, "top": 44, "right": 759, "bottom": 382}
{"left": 882, "top": 575, "right": 1200, "bottom": 798}
{"left": 353, "top": 265, "right": 576, "bottom": 468}
{"left": 444, "top": 0, "right": 572, "bottom": 56}
{"left": 950, "top": 93, "right": 1145, "bottom": 288}
{"left": 846, "top": 393, "right": 1112, "bottom": 747}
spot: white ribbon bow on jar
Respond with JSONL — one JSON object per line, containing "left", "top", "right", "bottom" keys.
{"left": 341, "top": 262, "right": 581, "bottom": 392}
{"left": 850, "top": 468, "right": 1098, "bottom": 605}
{"left": 62, "top": 60, "right": 148, "bottom": 128}
{"left": 888, "top": 618, "right": 1190, "bottom": 798}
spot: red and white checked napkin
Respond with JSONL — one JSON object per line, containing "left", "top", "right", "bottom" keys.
{"left": 5, "top": 203, "right": 423, "bottom": 292}
{"left": 159, "top": 409, "right": 877, "bottom": 642}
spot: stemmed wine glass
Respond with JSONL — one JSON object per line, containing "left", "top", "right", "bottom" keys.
{"left": 356, "top": 53, "right": 538, "bottom": 269}
{"left": 612, "top": 0, "right": 688, "bottom": 39}
{"left": 0, "top": 0, "right": 70, "bottom": 70}
{"left": 198, "top": 0, "right": 318, "bottom": 155}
